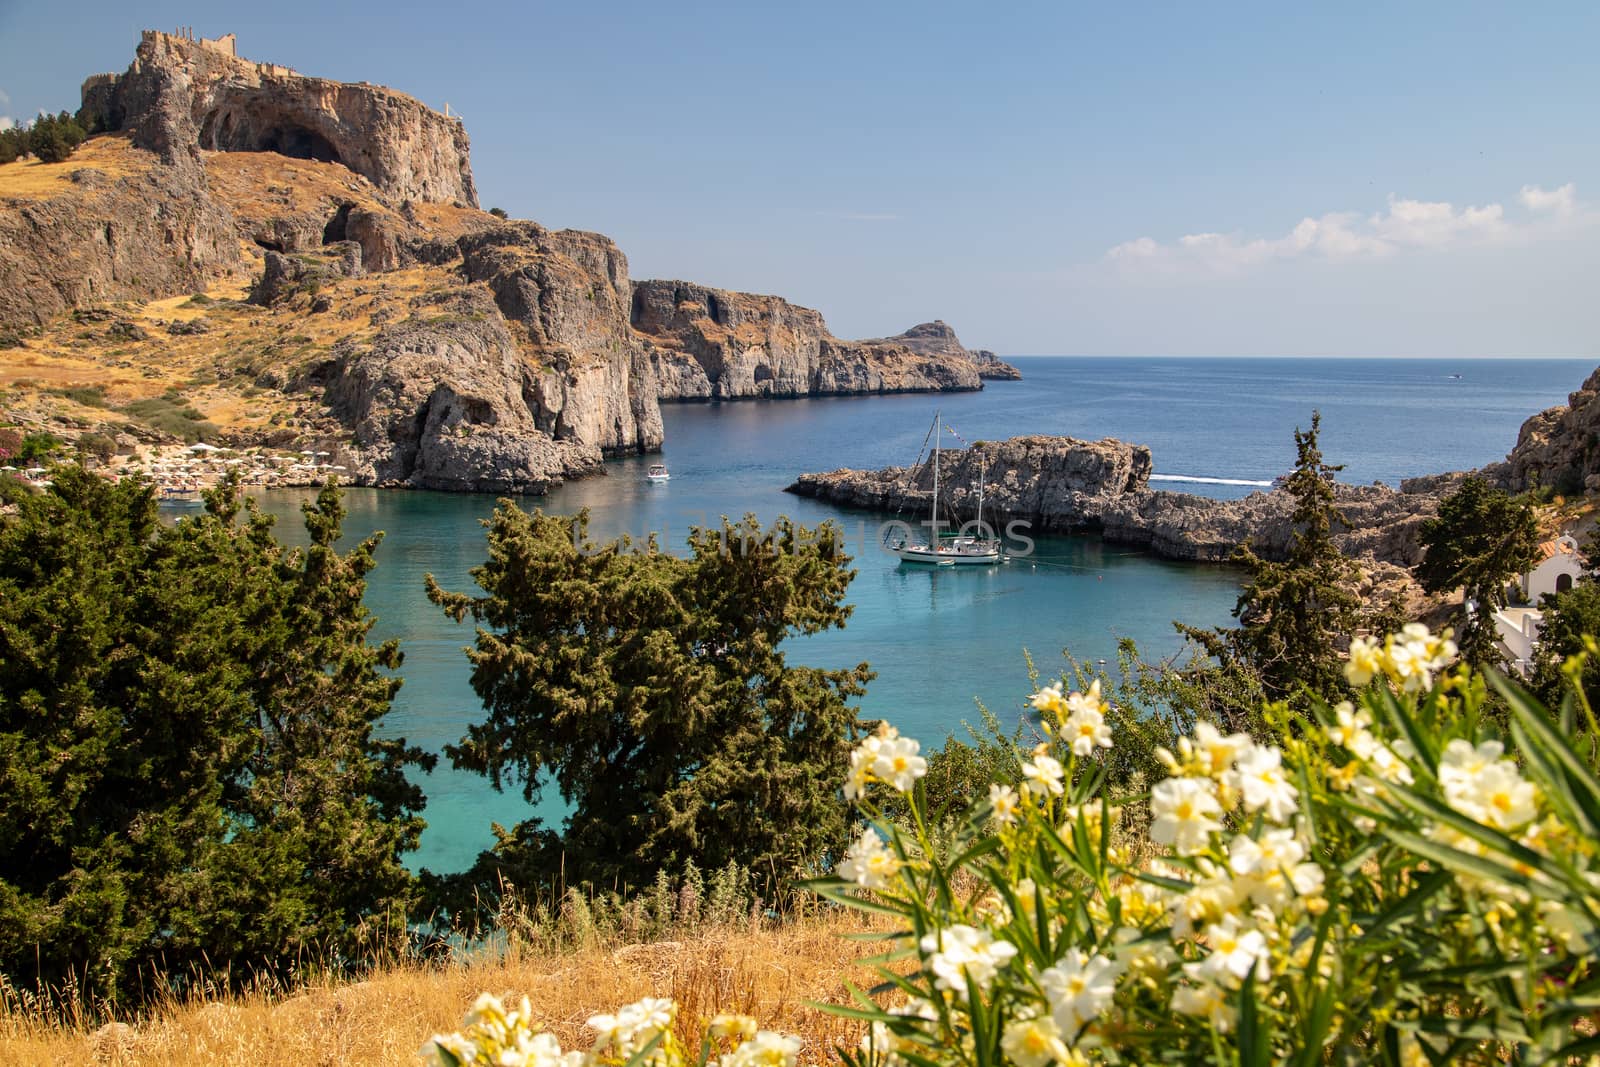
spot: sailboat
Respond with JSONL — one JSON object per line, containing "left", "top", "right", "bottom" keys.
{"left": 885, "top": 412, "right": 1003, "bottom": 566}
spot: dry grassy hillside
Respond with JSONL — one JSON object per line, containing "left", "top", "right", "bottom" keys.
{"left": 0, "top": 142, "right": 500, "bottom": 458}
{"left": 0, "top": 913, "right": 880, "bottom": 1067}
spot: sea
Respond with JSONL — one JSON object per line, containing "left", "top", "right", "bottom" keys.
{"left": 247, "top": 355, "right": 1592, "bottom": 874}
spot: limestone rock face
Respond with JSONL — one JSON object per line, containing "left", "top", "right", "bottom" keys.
{"left": 81, "top": 30, "right": 476, "bottom": 206}
{"left": 866, "top": 320, "right": 1023, "bottom": 381}
{"left": 633, "top": 282, "right": 989, "bottom": 400}
{"left": 0, "top": 137, "right": 240, "bottom": 328}
{"left": 459, "top": 224, "right": 663, "bottom": 456}
{"left": 312, "top": 226, "right": 664, "bottom": 492}
{"left": 1496, "top": 365, "right": 1600, "bottom": 494}
{"left": 787, "top": 435, "right": 1441, "bottom": 566}
{"left": 320, "top": 291, "right": 605, "bottom": 493}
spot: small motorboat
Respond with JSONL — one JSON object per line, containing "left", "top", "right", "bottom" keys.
{"left": 646, "top": 463, "right": 670, "bottom": 483}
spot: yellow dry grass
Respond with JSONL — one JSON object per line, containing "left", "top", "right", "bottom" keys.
{"left": 0, "top": 134, "right": 151, "bottom": 201}
{"left": 0, "top": 913, "right": 887, "bottom": 1067}
{"left": 1, "top": 263, "right": 458, "bottom": 438}
{"left": 203, "top": 150, "right": 492, "bottom": 241}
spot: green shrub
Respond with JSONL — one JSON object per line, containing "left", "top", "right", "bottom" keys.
{"left": 75, "top": 431, "right": 117, "bottom": 464}
{"left": 811, "top": 625, "right": 1600, "bottom": 1064}
{"left": 120, "top": 393, "right": 219, "bottom": 443}
{"left": 49, "top": 384, "right": 108, "bottom": 408}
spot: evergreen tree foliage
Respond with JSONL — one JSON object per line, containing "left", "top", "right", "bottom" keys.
{"left": 1416, "top": 476, "right": 1540, "bottom": 666}
{"left": 1529, "top": 582, "right": 1600, "bottom": 713}
{"left": 1188, "top": 412, "right": 1363, "bottom": 703}
{"left": 427, "top": 507, "right": 872, "bottom": 902}
{"left": 0, "top": 111, "right": 89, "bottom": 165}
{"left": 0, "top": 469, "right": 432, "bottom": 1002}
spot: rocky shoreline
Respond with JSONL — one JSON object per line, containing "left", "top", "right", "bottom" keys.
{"left": 784, "top": 434, "right": 1450, "bottom": 568}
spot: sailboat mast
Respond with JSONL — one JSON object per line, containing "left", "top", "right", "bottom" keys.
{"left": 977, "top": 448, "right": 984, "bottom": 534}
{"left": 931, "top": 412, "right": 940, "bottom": 540}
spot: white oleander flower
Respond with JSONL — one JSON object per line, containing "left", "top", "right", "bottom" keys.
{"left": 1001, "top": 1014, "right": 1072, "bottom": 1067}
{"left": 1344, "top": 636, "right": 1383, "bottom": 687}
{"left": 1458, "top": 761, "right": 1539, "bottom": 831}
{"left": 844, "top": 745, "right": 874, "bottom": 802}
{"left": 588, "top": 997, "right": 676, "bottom": 1055}
{"left": 989, "top": 782, "right": 1022, "bottom": 825}
{"left": 1032, "top": 684, "right": 1068, "bottom": 715}
{"left": 1235, "top": 744, "right": 1299, "bottom": 823}
{"left": 1170, "top": 861, "right": 1245, "bottom": 940}
{"left": 873, "top": 735, "right": 928, "bottom": 793}
{"left": 1438, "top": 738, "right": 1504, "bottom": 788}
{"left": 421, "top": 1033, "right": 480, "bottom": 1067}
{"left": 1062, "top": 706, "right": 1114, "bottom": 756}
{"left": 1150, "top": 776, "right": 1224, "bottom": 855}
{"left": 720, "top": 1031, "right": 801, "bottom": 1067}
{"left": 1039, "top": 947, "right": 1120, "bottom": 1033}
{"left": 1023, "top": 749, "right": 1066, "bottom": 797}
{"left": 1366, "top": 742, "right": 1415, "bottom": 785}
{"left": 1196, "top": 917, "right": 1270, "bottom": 986}
{"left": 1226, "top": 828, "right": 1304, "bottom": 878}
{"left": 1171, "top": 977, "right": 1236, "bottom": 1032}
{"left": 1384, "top": 623, "right": 1457, "bottom": 693}
{"left": 838, "top": 827, "right": 900, "bottom": 890}
{"left": 709, "top": 1014, "right": 759, "bottom": 1041}
{"left": 920, "top": 924, "right": 1018, "bottom": 995}
{"left": 1191, "top": 722, "right": 1254, "bottom": 779}
{"left": 1066, "top": 679, "right": 1110, "bottom": 717}
{"left": 1326, "top": 701, "right": 1377, "bottom": 757}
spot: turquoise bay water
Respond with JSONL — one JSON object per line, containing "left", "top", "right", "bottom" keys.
{"left": 250, "top": 356, "right": 1591, "bottom": 873}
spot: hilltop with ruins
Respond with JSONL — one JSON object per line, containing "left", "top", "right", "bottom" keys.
{"left": 0, "top": 30, "right": 1010, "bottom": 494}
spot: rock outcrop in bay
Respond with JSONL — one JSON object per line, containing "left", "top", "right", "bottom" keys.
{"left": 786, "top": 435, "right": 1442, "bottom": 567}
{"left": 634, "top": 282, "right": 1007, "bottom": 400}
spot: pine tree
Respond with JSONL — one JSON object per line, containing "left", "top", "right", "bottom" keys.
{"left": 1194, "top": 412, "right": 1363, "bottom": 703}
{"left": 1416, "top": 476, "right": 1540, "bottom": 666}
{"left": 427, "top": 507, "right": 872, "bottom": 904}
{"left": 0, "top": 470, "right": 432, "bottom": 1001}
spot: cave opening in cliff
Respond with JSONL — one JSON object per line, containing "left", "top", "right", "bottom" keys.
{"left": 255, "top": 125, "right": 343, "bottom": 166}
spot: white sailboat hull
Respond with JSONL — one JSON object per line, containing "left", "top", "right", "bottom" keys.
{"left": 892, "top": 539, "right": 1003, "bottom": 566}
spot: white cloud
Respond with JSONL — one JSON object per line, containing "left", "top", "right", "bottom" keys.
{"left": 0, "top": 118, "right": 12, "bottom": 131}
{"left": 1107, "top": 184, "right": 1592, "bottom": 275}
{"left": 1520, "top": 182, "right": 1576, "bottom": 215}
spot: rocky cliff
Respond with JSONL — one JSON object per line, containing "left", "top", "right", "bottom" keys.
{"left": 0, "top": 136, "right": 240, "bottom": 329}
{"left": 786, "top": 435, "right": 1442, "bottom": 567}
{"left": 81, "top": 30, "right": 476, "bottom": 206}
{"left": 261, "top": 216, "right": 665, "bottom": 493}
{"left": 634, "top": 282, "right": 1001, "bottom": 400}
{"left": 1, "top": 31, "right": 1021, "bottom": 493}
{"left": 863, "top": 320, "right": 1022, "bottom": 380}
{"left": 1484, "top": 365, "right": 1600, "bottom": 496}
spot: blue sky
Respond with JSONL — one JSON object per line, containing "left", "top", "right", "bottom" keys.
{"left": 2, "top": 1, "right": 1597, "bottom": 357}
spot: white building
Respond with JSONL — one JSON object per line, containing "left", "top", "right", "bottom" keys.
{"left": 1495, "top": 535, "right": 1586, "bottom": 675}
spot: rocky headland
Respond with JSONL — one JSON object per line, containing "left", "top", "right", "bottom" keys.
{"left": 0, "top": 30, "right": 1009, "bottom": 493}
{"left": 859, "top": 320, "right": 1022, "bottom": 381}
{"left": 635, "top": 284, "right": 1014, "bottom": 400}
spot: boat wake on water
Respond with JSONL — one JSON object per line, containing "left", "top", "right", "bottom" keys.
{"left": 1150, "top": 474, "right": 1274, "bottom": 487}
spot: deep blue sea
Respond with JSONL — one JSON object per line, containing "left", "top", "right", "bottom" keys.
{"left": 249, "top": 356, "right": 1591, "bottom": 873}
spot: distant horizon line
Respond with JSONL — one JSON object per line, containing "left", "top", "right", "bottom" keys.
{"left": 994, "top": 353, "right": 1597, "bottom": 361}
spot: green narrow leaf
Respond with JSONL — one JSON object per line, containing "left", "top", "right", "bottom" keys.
{"left": 1488, "top": 668, "right": 1600, "bottom": 832}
